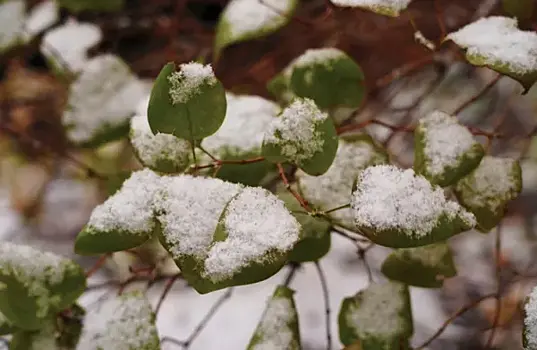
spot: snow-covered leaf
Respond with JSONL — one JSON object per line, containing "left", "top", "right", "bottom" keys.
{"left": 297, "top": 133, "right": 388, "bottom": 229}
{"left": 330, "top": 0, "right": 413, "bottom": 17}
{"left": 0, "top": 242, "right": 86, "bottom": 330}
{"left": 381, "top": 242, "right": 457, "bottom": 288}
{"left": 23, "top": 0, "right": 59, "bottom": 41}
{"left": 262, "top": 98, "right": 339, "bottom": 175}
{"left": 454, "top": 156, "right": 522, "bottom": 232}
{"left": 75, "top": 169, "right": 162, "bottom": 255}
{"left": 502, "top": 0, "right": 534, "bottom": 21}
{"left": 247, "top": 285, "right": 301, "bottom": 350}
{"left": 414, "top": 110, "right": 484, "bottom": 187}
{"left": 63, "top": 54, "right": 147, "bottom": 147}
{"left": 57, "top": 0, "right": 124, "bottom": 13}
{"left": 289, "top": 48, "right": 365, "bottom": 110}
{"left": 351, "top": 165, "right": 476, "bottom": 248}
{"left": 76, "top": 291, "right": 160, "bottom": 350}
{"left": 445, "top": 16, "right": 537, "bottom": 92}
{"left": 0, "top": 0, "right": 25, "bottom": 53}
{"left": 156, "top": 176, "right": 301, "bottom": 293}
{"left": 214, "top": 0, "right": 299, "bottom": 60}
{"left": 130, "top": 115, "right": 192, "bottom": 173}
{"left": 338, "top": 281, "right": 413, "bottom": 348}
{"left": 147, "top": 62, "right": 227, "bottom": 141}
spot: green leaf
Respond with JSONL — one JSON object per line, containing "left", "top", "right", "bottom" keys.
{"left": 297, "top": 133, "right": 388, "bottom": 230}
{"left": 414, "top": 111, "right": 484, "bottom": 187}
{"left": 277, "top": 188, "right": 332, "bottom": 262}
{"left": 247, "top": 285, "right": 301, "bottom": 349}
{"left": 57, "top": 0, "right": 124, "bottom": 13}
{"left": 502, "top": 0, "right": 534, "bottom": 21}
{"left": 10, "top": 319, "right": 59, "bottom": 350}
{"left": 338, "top": 281, "right": 413, "bottom": 349}
{"left": 147, "top": 62, "right": 227, "bottom": 141}
{"left": 445, "top": 16, "right": 537, "bottom": 92}
{"left": 75, "top": 169, "right": 162, "bottom": 255}
{"left": 290, "top": 48, "right": 365, "bottom": 110}
{"left": 0, "top": 310, "right": 17, "bottom": 335}
{"left": 267, "top": 71, "right": 296, "bottom": 105}
{"left": 454, "top": 156, "right": 522, "bottom": 232}
{"left": 57, "top": 303, "right": 85, "bottom": 349}
{"left": 351, "top": 165, "right": 476, "bottom": 248}
{"left": 0, "top": 242, "right": 86, "bottom": 330}
{"left": 214, "top": 0, "right": 299, "bottom": 60}
{"left": 381, "top": 243, "right": 457, "bottom": 288}
{"left": 208, "top": 150, "right": 276, "bottom": 186}
{"left": 262, "top": 98, "right": 339, "bottom": 176}
{"left": 330, "top": 0, "right": 412, "bottom": 17}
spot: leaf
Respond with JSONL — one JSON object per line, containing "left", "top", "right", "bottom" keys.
{"left": 0, "top": 310, "right": 17, "bottom": 335}
{"left": 445, "top": 16, "right": 537, "bottom": 92}
{"left": 414, "top": 110, "right": 484, "bottom": 187}
{"left": 0, "top": 242, "right": 86, "bottom": 330}
{"left": 57, "top": 303, "right": 85, "bottom": 349}
{"left": 267, "top": 71, "right": 296, "bottom": 105}
{"left": 10, "top": 319, "right": 59, "bottom": 350}
{"left": 454, "top": 156, "right": 522, "bottom": 232}
{"left": 524, "top": 285, "right": 537, "bottom": 350}
{"left": 214, "top": 0, "right": 299, "bottom": 60}
{"left": 77, "top": 291, "right": 160, "bottom": 349}
{"left": 330, "top": 0, "right": 413, "bottom": 17}
{"left": 351, "top": 165, "right": 476, "bottom": 248}
{"left": 502, "top": 0, "right": 534, "bottom": 21}
{"left": 381, "top": 243, "right": 457, "bottom": 288}
{"left": 147, "top": 62, "right": 227, "bottom": 141}
{"left": 156, "top": 176, "right": 301, "bottom": 294}
{"left": 62, "top": 54, "right": 147, "bottom": 147}
{"left": 297, "top": 133, "right": 388, "bottom": 230}
{"left": 289, "top": 48, "right": 366, "bottom": 110}
{"left": 247, "top": 285, "right": 301, "bottom": 349}
{"left": 277, "top": 188, "right": 332, "bottom": 262}
{"left": 57, "top": 0, "right": 124, "bottom": 13}
{"left": 262, "top": 98, "right": 339, "bottom": 176}
{"left": 75, "top": 169, "right": 162, "bottom": 255}
{"left": 129, "top": 115, "right": 192, "bottom": 173}
{"left": 338, "top": 281, "right": 413, "bottom": 349}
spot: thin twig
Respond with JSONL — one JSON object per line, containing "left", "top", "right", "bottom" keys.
{"left": 433, "top": 0, "right": 447, "bottom": 41}
{"left": 358, "top": 246, "right": 374, "bottom": 284}
{"left": 323, "top": 203, "right": 351, "bottom": 215}
{"left": 155, "top": 274, "right": 181, "bottom": 316}
{"left": 315, "top": 261, "right": 332, "bottom": 350}
{"left": 485, "top": 223, "right": 504, "bottom": 348}
{"left": 452, "top": 74, "right": 501, "bottom": 115}
{"left": 85, "top": 254, "right": 110, "bottom": 278}
{"left": 277, "top": 163, "right": 310, "bottom": 210}
{"left": 283, "top": 263, "right": 300, "bottom": 287}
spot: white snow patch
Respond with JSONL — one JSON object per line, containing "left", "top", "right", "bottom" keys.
{"left": 291, "top": 48, "right": 346, "bottom": 68}
{"left": 525, "top": 286, "right": 537, "bottom": 349}
{"left": 330, "top": 0, "right": 412, "bottom": 14}
{"left": 23, "top": 0, "right": 58, "bottom": 39}
{"left": 0, "top": 0, "right": 25, "bottom": 52}
{"left": 168, "top": 62, "right": 217, "bottom": 104}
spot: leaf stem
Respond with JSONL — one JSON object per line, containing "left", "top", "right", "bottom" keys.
{"left": 277, "top": 163, "right": 311, "bottom": 211}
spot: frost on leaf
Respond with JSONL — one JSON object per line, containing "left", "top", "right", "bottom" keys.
{"left": 147, "top": 62, "right": 226, "bottom": 141}
{"left": 62, "top": 54, "right": 147, "bottom": 147}
{"left": 247, "top": 285, "right": 301, "bottom": 350}
{"left": 454, "top": 156, "right": 522, "bottom": 232}
{"left": 75, "top": 169, "right": 163, "bottom": 255}
{"left": 0, "top": 242, "right": 86, "bottom": 330}
{"left": 214, "top": 0, "right": 298, "bottom": 59}
{"left": 330, "top": 0, "right": 413, "bottom": 17}
{"left": 381, "top": 243, "right": 457, "bottom": 288}
{"left": 445, "top": 16, "right": 537, "bottom": 91}
{"left": 0, "top": 0, "right": 25, "bottom": 53}
{"left": 351, "top": 165, "right": 476, "bottom": 248}
{"left": 338, "top": 281, "right": 413, "bottom": 348}
{"left": 155, "top": 176, "right": 300, "bottom": 293}
{"left": 297, "top": 134, "right": 388, "bottom": 229}
{"left": 200, "top": 93, "right": 279, "bottom": 185}
{"left": 77, "top": 291, "right": 160, "bottom": 350}
{"left": 262, "top": 98, "right": 339, "bottom": 176}
{"left": 129, "top": 115, "right": 192, "bottom": 173}
{"left": 414, "top": 110, "right": 484, "bottom": 187}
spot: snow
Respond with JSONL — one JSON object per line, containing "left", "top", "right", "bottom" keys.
{"left": 77, "top": 292, "right": 159, "bottom": 350}
{"left": 0, "top": 0, "right": 25, "bottom": 52}
{"left": 292, "top": 48, "right": 346, "bottom": 68}
{"left": 23, "top": 0, "right": 58, "bottom": 40}
{"left": 222, "top": 0, "right": 295, "bottom": 38}
{"left": 130, "top": 115, "right": 192, "bottom": 170}
{"left": 204, "top": 187, "right": 301, "bottom": 282}
{"left": 87, "top": 169, "right": 162, "bottom": 235}
{"left": 63, "top": 54, "right": 147, "bottom": 144}
{"left": 202, "top": 94, "right": 279, "bottom": 154}
{"left": 264, "top": 98, "right": 327, "bottom": 164}
{"left": 351, "top": 165, "right": 476, "bottom": 237}
{"left": 446, "top": 16, "right": 537, "bottom": 75}
{"left": 252, "top": 295, "right": 296, "bottom": 350}
{"left": 418, "top": 110, "right": 479, "bottom": 176}
{"left": 414, "top": 30, "right": 435, "bottom": 51}
{"left": 330, "top": 0, "right": 412, "bottom": 14}
{"left": 168, "top": 62, "right": 217, "bottom": 104}
{"left": 297, "top": 137, "right": 386, "bottom": 228}
{"left": 525, "top": 286, "right": 537, "bottom": 349}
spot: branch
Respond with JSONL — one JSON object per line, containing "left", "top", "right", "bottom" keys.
{"left": 277, "top": 163, "right": 311, "bottom": 211}
{"left": 315, "top": 261, "right": 332, "bottom": 350}
{"left": 155, "top": 274, "right": 181, "bottom": 316}
{"left": 85, "top": 254, "right": 110, "bottom": 278}
{"left": 283, "top": 262, "right": 300, "bottom": 286}
{"left": 485, "top": 223, "right": 504, "bottom": 348}
{"left": 452, "top": 74, "right": 501, "bottom": 115}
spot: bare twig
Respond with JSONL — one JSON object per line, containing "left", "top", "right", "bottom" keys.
{"left": 485, "top": 223, "right": 504, "bottom": 348}
{"left": 283, "top": 263, "right": 300, "bottom": 287}
{"left": 452, "top": 74, "right": 501, "bottom": 115}
{"left": 85, "top": 254, "right": 110, "bottom": 278}
{"left": 315, "top": 261, "right": 332, "bottom": 350}
{"left": 155, "top": 274, "right": 181, "bottom": 316}
{"left": 277, "top": 163, "right": 311, "bottom": 211}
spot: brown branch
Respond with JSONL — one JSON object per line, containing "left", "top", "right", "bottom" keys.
{"left": 433, "top": 0, "right": 447, "bottom": 41}
{"left": 85, "top": 254, "right": 110, "bottom": 278}
{"left": 315, "top": 261, "right": 332, "bottom": 350}
{"left": 277, "top": 163, "right": 311, "bottom": 211}
{"left": 452, "top": 74, "right": 501, "bottom": 115}
{"left": 155, "top": 274, "right": 181, "bottom": 316}
{"left": 190, "top": 156, "right": 266, "bottom": 172}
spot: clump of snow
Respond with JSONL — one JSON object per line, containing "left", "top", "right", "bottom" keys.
{"left": 222, "top": 0, "right": 295, "bottom": 38}
{"left": 0, "top": 0, "right": 25, "bottom": 52}
{"left": 330, "top": 0, "right": 412, "bottom": 14}
{"left": 297, "top": 137, "right": 386, "bottom": 227}
{"left": 414, "top": 30, "right": 435, "bottom": 51}
{"left": 346, "top": 282, "right": 409, "bottom": 339}
{"left": 168, "top": 62, "right": 217, "bottom": 104}
{"left": 525, "top": 286, "right": 537, "bottom": 348}
{"left": 154, "top": 175, "right": 244, "bottom": 259}
{"left": 87, "top": 169, "right": 162, "bottom": 235}
{"left": 23, "top": 0, "right": 58, "bottom": 40}
{"left": 252, "top": 295, "right": 296, "bottom": 350}
{"left": 204, "top": 187, "right": 300, "bottom": 281}
{"left": 77, "top": 292, "right": 159, "bottom": 350}
{"left": 446, "top": 16, "right": 537, "bottom": 75}
{"left": 202, "top": 93, "right": 279, "bottom": 154}
{"left": 351, "top": 165, "right": 475, "bottom": 237}
{"left": 264, "top": 98, "right": 328, "bottom": 164}
{"left": 292, "top": 48, "right": 346, "bottom": 68}
{"left": 402, "top": 243, "right": 450, "bottom": 267}
{"left": 418, "top": 110, "right": 479, "bottom": 176}
{"left": 129, "top": 115, "right": 191, "bottom": 170}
